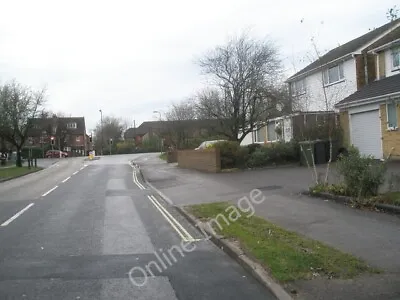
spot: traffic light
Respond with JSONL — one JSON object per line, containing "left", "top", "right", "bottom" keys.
{"left": 89, "top": 135, "right": 93, "bottom": 143}
{"left": 51, "top": 137, "right": 55, "bottom": 145}
{"left": 110, "top": 138, "right": 113, "bottom": 145}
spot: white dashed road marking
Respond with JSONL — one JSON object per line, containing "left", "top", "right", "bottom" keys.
{"left": 62, "top": 176, "right": 71, "bottom": 183}
{"left": 42, "top": 186, "right": 58, "bottom": 197}
{"left": 1, "top": 203, "right": 35, "bottom": 227}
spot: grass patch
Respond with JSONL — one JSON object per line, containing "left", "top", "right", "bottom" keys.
{"left": 187, "top": 202, "right": 378, "bottom": 282}
{"left": 159, "top": 152, "right": 167, "bottom": 161}
{"left": 374, "top": 192, "right": 400, "bottom": 207}
{"left": 0, "top": 166, "right": 42, "bottom": 180}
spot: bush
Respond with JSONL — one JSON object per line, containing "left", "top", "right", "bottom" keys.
{"left": 336, "top": 146, "right": 387, "bottom": 197}
{"left": 246, "top": 143, "right": 262, "bottom": 155}
{"left": 213, "top": 141, "right": 248, "bottom": 169}
{"left": 246, "top": 142, "right": 300, "bottom": 168}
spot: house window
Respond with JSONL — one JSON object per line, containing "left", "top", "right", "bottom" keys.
{"left": 323, "top": 63, "right": 344, "bottom": 85}
{"left": 392, "top": 47, "right": 400, "bottom": 70}
{"left": 67, "top": 123, "right": 77, "bottom": 129}
{"left": 292, "top": 79, "right": 306, "bottom": 96}
{"left": 255, "top": 127, "right": 264, "bottom": 142}
{"left": 267, "top": 122, "right": 277, "bottom": 141}
{"left": 387, "top": 102, "right": 398, "bottom": 129}
{"left": 76, "top": 136, "right": 81, "bottom": 142}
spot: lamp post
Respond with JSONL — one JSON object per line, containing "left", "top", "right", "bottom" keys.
{"left": 99, "top": 109, "right": 103, "bottom": 156}
{"left": 153, "top": 110, "right": 163, "bottom": 152}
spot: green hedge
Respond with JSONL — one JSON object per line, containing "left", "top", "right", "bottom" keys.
{"left": 211, "top": 141, "right": 300, "bottom": 169}
{"left": 247, "top": 142, "right": 300, "bottom": 168}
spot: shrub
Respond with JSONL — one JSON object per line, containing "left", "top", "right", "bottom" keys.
{"left": 246, "top": 143, "right": 262, "bottom": 155}
{"left": 213, "top": 141, "right": 248, "bottom": 169}
{"left": 336, "top": 146, "right": 387, "bottom": 198}
{"left": 246, "top": 141, "right": 300, "bottom": 168}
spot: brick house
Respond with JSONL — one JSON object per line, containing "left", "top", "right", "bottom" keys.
{"left": 28, "top": 117, "right": 88, "bottom": 157}
{"left": 125, "top": 119, "right": 228, "bottom": 149}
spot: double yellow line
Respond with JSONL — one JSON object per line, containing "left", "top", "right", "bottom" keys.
{"left": 147, "top": 195, "right": 201, "bottom": 242}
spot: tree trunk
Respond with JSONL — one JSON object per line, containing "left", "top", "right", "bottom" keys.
{"left": 16, "top": 147, "right": 22, "bottom": 167}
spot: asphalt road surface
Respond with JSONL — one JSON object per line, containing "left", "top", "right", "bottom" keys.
{"left": 0, "top": 154, "right": 276, "bottom": 299}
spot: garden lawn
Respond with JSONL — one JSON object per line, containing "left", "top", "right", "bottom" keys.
{"left": 0, "top": 166, "right": 42, "bottom": 180}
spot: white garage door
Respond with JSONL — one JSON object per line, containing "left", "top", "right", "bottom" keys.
{"left": 350, "top": 110, "right": 382, "bottom": 159}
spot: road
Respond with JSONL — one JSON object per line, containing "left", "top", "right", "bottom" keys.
{"left": 0, "top": 155, "right": 276, "bottom": 299}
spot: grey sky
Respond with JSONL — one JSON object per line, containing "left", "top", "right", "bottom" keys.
{"left": 0, "top": 0, "right": 397, "bottom": 132}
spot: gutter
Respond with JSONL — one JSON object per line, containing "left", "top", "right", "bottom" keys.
{"left": 335, "top": 91, "right": 400, "bottom": 109}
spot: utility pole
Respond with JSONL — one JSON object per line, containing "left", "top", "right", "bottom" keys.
{"left": 99, "top": 109, "right": 103, "bottom": 156}
{"left": 133, "top": 120, "right": 136, "bottom": 145}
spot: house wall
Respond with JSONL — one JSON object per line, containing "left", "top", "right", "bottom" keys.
{"left": 177, "top": 149, "right": 221, "bottom": 172}
{"left": 355, "top": 54, "right": 376, "bottom": 89}
{"left": 292, "top": 58, "right": 357, "bottom": 111}
{"left": 339, "top": 111, "right": 350, "bottom": 148}
{"left": 384, "top": 48, "right": 400, "bottom": 77}
{"left": 240, "top": 131, "right": 254, "bottom": 146}
{"left": 380, "top": 103, "right": 400, "bottom": 158}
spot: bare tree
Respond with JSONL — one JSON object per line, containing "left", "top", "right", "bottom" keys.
{"left": 0, "top": 80, "right": 46, "bottom": 167}
{"left": 93, "top": 116, "right": 124, "bottom": 153}
{"left": 163, "top": 99, "right": 197, "bottom": 149}
{"left": 195, "top": 33, "right": 283, "bottom": 142}
{"left": 165, "top": 99, "right": 197, "bottom": 121}
{"left": 387, "top": 5, "right": 399, "bottom": 21}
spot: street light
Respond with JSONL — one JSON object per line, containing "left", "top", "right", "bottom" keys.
{"left": 153, "top": 110, "right": 163, "bottom": 152}
{"left": 99, "top": 109, "right": 103, "bottom": 156}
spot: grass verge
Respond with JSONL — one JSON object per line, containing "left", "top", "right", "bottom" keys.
{"left": 187, "top": 202, "right": 378, "bottom": 282}
{"left": 374, "top": 192, "right": 400, "bottom": 207}
{"left": 159, "top": 152, "right": 167, "bottom": 161}
{"left": 0, "top": 166, "right": 42, "bottom": 180}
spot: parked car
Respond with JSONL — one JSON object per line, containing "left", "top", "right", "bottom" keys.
{"left": 45, "top": 150, "right": 68, "bottom": 158}
{"left": 195, "top": 140, "right": 226, "bottom": 150}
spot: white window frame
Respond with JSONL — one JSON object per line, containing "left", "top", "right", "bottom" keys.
{"left": 292, "top": 79, "right": 306, "bottom": 96}
{"left": 266, "top": 121, "right": 283, "bottom": 142}
{"left": 323, "top": 63, "right": 344, "bottom": 86}
{"left": 255, "top": 127, "right": 265, "bottom": 143}
{"left": 386, "top": 100, "right": 398, "bottom": 130}
{"left": 67, "top": 122, "right": 77, "bottom": 129}
{"left": 392, "top": 47, "right": 400, "bottom": 70}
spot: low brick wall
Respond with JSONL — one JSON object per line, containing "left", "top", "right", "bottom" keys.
{"left": 177, "top": 149, "right": 221, "bottom": 172}
{"left": 167, "top": 151, "right": 178, "bottom": 163}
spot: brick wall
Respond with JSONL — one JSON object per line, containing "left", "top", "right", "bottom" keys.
{"left": 339, "top": 111, "right": 350, "bottom": 148}
{"left": 380, "top": 104, "right": 400, "bottom": 158}
{"left": 355, "top": 54, "right": 376, "bottom": 90}
{"left": 177, "top": 149, "right": 221, "bottom": 172}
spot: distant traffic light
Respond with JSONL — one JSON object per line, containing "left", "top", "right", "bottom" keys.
{"left": 89, "top": 136, "right": 93, "bottom": 143}
{"left": 110, "top": 138, "right": 113, "bottom": 145}
{"left": 51, "top": 137, "right": 55, "bottom": 145}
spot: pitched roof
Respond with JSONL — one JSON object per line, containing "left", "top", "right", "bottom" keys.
{"left": 29, "top": 117, "right": 86, "bottom": 136}
{"left": 335, "top": 74, "right": 400, "bottom": 108}
{"left": 287, "top": 19, "right": 400, "bottom": 82}
{"left": 125, "top": 119, "right": 226, "bottom": 138}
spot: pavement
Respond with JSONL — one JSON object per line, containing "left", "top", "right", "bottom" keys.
{"left": 0, "top": 154, "right": 276, "bottom": 299}
{"left": 137, "top": 153, "right": 400, "bottom": 300}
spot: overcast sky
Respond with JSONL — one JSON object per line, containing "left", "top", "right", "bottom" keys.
{"left": 0, "top": 0, "right": 398, "bottom": 131}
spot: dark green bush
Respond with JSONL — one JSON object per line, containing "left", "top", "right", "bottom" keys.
{"left": 246, "top": 143, "right": 262, "bottom": 155}
{"left": 246, "top": 142, "right": 300, "bottom": 168}
{"left": 336, "top": 146, "right": 387, "bottom": 197}
{"left": 213, "top": 141, "right": 248, "bottom": 169}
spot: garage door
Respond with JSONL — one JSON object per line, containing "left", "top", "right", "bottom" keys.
{"left": 350, "top": 110, "right": 382, "bottom": 158}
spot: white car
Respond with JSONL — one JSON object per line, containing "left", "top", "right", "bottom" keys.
{"left": 195, "top": 140, "right": 226, "bottom": 150}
